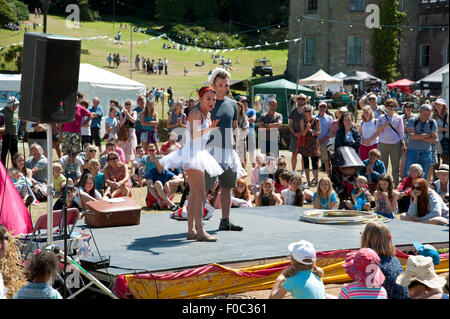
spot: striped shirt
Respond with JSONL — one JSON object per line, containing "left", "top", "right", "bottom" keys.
{"left": 339, "top": 282, "right": 388, "bottom": 299}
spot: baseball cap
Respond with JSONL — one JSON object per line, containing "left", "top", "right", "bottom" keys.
{"left": 368, "top": 94, "right": 377, "bottom": 100}
{"left": 288, "top": 240, "right": 316, "bottom": 265}
{"left": 240, "top": 96, "right": 249, "bottom": 103}
{"left": 338, "top": 106, "right": 348, "bottom": 113}
{"left": 318, "top": 101, "right": 327, "bottom": 108}
{"left": 413, "top": 242, "right": 440, "bottom": 265}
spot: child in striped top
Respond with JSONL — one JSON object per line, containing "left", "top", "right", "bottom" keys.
{"left": 339, "top": 248, "right": 388, "bottom": 299}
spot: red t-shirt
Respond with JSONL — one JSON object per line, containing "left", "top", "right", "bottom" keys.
{"left": 62, "top": 104, "right": 91, "bottom": 134}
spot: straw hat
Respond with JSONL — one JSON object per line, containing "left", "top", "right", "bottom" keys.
{"left": 342, "top": 248, "right": 385, "bottom": 288}
{"left": 435, "top": 164, "right": 449, "bottom": 174}
{"left": 296, "top": 93, "right": 309, "bottom": 100}
{"left": 396, "top": 255, "right": 446, "bottom": 289}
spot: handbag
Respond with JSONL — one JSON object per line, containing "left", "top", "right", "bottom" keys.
{"left": 297, "top": 134, "right": 306, "bottom": 149}
{"left": 117, "top": 124, "right": 129, "bottom": 141}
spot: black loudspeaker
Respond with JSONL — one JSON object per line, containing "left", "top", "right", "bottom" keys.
{"left": 19, "top": 32, "right": 81, "bottom": 123}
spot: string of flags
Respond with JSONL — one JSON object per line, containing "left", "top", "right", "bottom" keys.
{"left": 0, "top": 32, "right": 298, "bottom": 53}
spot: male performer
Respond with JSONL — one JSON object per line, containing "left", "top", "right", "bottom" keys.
{"left": 206, "top": 68, "right": 243, "bottom": 231}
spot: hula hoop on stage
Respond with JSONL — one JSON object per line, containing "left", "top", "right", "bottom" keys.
{"left": 299, "top": 210, "right": 390, "bottom": 224}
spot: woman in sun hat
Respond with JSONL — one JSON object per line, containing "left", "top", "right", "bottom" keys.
{"left": 270, "top": 240, "right": 327, "bottom": 299}
{"left": 339, "top": 248, "right": 388, "bottom": 299}
{"left": 396, "top": 255, "right": 448, "bottom": 299}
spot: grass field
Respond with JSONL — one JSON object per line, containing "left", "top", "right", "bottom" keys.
{"left": 1, "top": 14, "right": 289, "bottom": 99}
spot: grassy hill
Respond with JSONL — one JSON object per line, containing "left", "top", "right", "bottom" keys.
{"left": 1, "top": 14, "right": 289, "bottom": 100}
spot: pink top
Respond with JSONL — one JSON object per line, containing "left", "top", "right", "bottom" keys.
{"left": 62, "top": 105, "right": 91, "bottom": 134}
{"left": 339, "top": 282, "right": 388, "bottom": 299}
{"left": 115, "top": 146, "right": 126, "bottom": 163}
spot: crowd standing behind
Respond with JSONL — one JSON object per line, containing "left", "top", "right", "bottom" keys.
{"left": 0, "top": 83, "right": 448, "bottom": 299}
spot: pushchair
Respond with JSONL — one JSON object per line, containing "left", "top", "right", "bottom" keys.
{"left": 329, "top": 146, "right": 364, "bottom": 209}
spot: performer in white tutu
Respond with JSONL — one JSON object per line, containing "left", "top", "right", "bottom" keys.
{"left": 159, "top": 86, "right": 223, "bottom": 242}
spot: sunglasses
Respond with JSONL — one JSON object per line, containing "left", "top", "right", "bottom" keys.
{"left": 0, "top": 235, "right": 8, "bottom": 241}
{"left": 89, "top": 149, "right": 97, "bottom": 152}
{"left": 304, "top": 110, "right": 312, "bottom": 113}
{"left": 125, "top": 103, "right": 131, "bottom": 105}
{"left": 368, "top": 98, "right": 376, "bottom": 101}
{"left": 108, "top": 157, "right": 118, "bottom": 161}
{"left": 148, "top": 149, "right": 155, "bottom": 152}
{"left": 412, "top": 185, "right": 420, "bottom": 190}
{"left": 387, "top": 104, "right": 395, "bottom": 108}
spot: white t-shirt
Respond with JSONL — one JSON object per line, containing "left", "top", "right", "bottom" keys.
{"left": 80, "top": 115, "right": 91, "bottom": 136}
{"left": 281, "top": 188, "right": 296, "bottom": 205}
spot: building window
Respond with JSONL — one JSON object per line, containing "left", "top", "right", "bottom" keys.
{"left": 306, "top": 0, "right": 318, "bottom": 13}
{"left": 349, "top": 0, "right": 365, "bottom": 11}
{"left": 419, "top": 44, "right": 430, "bottom": 67}
{"left": 304, "top": 37, "right": 316, "bottom": 65}
{"left": 347, "top": 36, "right": 363, "bottom": 65}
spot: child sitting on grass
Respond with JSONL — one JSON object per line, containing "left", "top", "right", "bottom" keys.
{"left": 339, "top": 248, "right": 388, "bottom": 299}
{"left": 281, "top": 175, "right": 304, "bottom": 207}
{"left": 131, "top": 145, "right": 146, "bottom": 187}
{"left": 313, "top": 176, "right": 338, "bottom": 210}
{"left": 52, "top": 163, "right": 66, "bottom": 197}
{"left": 255, "top": 178, "right": 282, "bottom": 207}
{"left": 8, "top": 167, "right": 35, "bottom": 206}
{"left": 270, "top": 240, "right": 326, "bottom": 299}
{"left": 231, "top": 177, "right": 253, "bottom": 208}
{"left": 348, "top": 175, "right": 371, "bottom": 211}
{"left": 13, "top": 250, "right": 62, "bottom": 299}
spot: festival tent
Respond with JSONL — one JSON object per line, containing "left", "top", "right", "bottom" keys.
{"left": 1, "top": 63, "right": 146, "bottom": 108}
{"left": 387, "top": 78, "right": 414, "bottom": 91}
{"left": 415, "top": 64, "right": 449, "bottom": 90}
{"left": 298, "top": 69, "right": 343, "bottom": 93}
{"left": 251, "top": 79, "right": 315, "bottom": 123}
{"left": 333, "top": 72, "right": 347, "bottom": 79}
{"left": 342, "top": 70, "right": 382, "bottom": 84}
{"left": 0, "top": 64, "right": 147, "bottom": 134}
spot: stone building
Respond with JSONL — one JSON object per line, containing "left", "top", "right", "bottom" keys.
{"left": 286, "top": 0, "right": 449, "bottom": 84}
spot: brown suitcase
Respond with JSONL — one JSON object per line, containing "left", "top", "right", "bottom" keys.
{"left": 84, "top": 197, "right": 141, "bottom": 228}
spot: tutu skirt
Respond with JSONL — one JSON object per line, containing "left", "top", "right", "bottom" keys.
{"left": 159, "top": 147, "right": 224, "bottom": 177}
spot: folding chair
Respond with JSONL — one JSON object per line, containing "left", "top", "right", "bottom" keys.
{"left": 20, "top": 208, "right": 80, "bottom": 257}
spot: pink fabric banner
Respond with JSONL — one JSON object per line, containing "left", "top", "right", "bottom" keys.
{"left": 0, "top": 161, "right": 33, "bottom": 235}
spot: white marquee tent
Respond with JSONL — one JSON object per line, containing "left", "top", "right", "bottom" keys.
{"left": 298, "top": 69, "right": 344, "bottom": 93}
{"left": 0, "top": 63, "right": 147, "bottom": 109}
{"left": 333, "top": 72, "right": 347, "bottom": 79}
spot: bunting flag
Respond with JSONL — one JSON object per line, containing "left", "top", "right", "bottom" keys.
{"left": 0, "top": 31, "right": 300, "bottom": 54}
{"left": 0, "top": 161, "right": 33, "bottom": 236}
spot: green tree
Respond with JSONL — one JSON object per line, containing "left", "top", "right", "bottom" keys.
{"left": 371, "top": 0, "right": 406, "bottom": 83}
{"left": 10, "top": 0, "right": 30, "bottom": 21}
{"left": 0, "top": 0, "right": 18, "bottom": 26}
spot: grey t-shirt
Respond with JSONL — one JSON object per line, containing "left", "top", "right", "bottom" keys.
{"left": 207, "top": 96, "right": 238, "bottom": 151}
{"left": 407, "top": 116, "right": 437, "bottom": 151}
{"left": 289, "top": 107, "right": 305, "bottom": 137}
{"left": 26, "top": 155, "right": 48, "bottom": 184}
{"left": 259, "top": 111, "right": 283, "bottom": 140}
